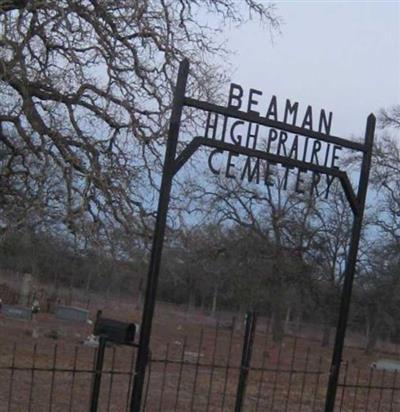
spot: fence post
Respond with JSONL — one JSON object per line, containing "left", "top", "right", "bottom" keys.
{"left": 235, "top": 311, "right": 257, "bottom": 412}
{"left": 90, "top": 336, "right": 107, "bottom": 412}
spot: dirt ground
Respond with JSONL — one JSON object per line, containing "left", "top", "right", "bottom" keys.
{"left": 1, "top": 289, "right": 400, "bottom": 411}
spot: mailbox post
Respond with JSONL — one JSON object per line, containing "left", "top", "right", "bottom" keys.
{"left": 90, "top": 336, "right": 107, "bottom": 412}
{"left": 90, "top": 311, "right": 137, "bottom": 412}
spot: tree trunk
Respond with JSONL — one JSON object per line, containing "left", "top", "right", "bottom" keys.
{"left": 285, "top": 305, "right": 292, "bottom": 333}
{"left": 321, "top": 320, "right": 331, "bottom": 347}
{"left": 211, "top": 282, "right": 218, "bottom": 315}
{"left": 365, "top": 315, "right": 379, "bottom": 354}
{"left": 271, "top": 290, "right": 285, "bottom": 342}
{"left": 187, "top": 287, "right": 196, "bottom": 312}
{"left": 135, "top": 277, "right": 144, "bottom": 310}
{"left": 85, "top": 270, "right": 92, "bottom": 295}
{"left": 294, "top": 313, "right": 301, "bottom": 333}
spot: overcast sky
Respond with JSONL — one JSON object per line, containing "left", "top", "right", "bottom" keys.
{"left": 223, "top": 1, "right": 399, "bottom": 139}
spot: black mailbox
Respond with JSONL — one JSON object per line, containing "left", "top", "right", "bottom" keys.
{"left": 94, "top": 314, "right": 136, "bottom": 345}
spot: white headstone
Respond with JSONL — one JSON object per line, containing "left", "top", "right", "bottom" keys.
{"left": 371, "top": 359, "right": 400, "bottom": 371}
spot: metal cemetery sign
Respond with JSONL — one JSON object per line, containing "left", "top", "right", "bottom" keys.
{"left": 130, "top": 60, "right": 375, "bottom": 412}
{"left": 204, "top": 84, "right": 341, "bottom": 198}
{"left": 2, "top": 305, "right": 32, "bottom": 321}
{"left": 55, "top": 306, "right": 89, "bottom": 323}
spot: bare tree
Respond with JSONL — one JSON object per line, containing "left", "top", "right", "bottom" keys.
{"left": 307, "top": 183, "right": 354, "bottom": 346}
{"left": 195, "top": 163, "right": 318, "bottom": 341}
{"left": 0, "top": 0, "right": 280, "bottom": 238}
{"left": 354, "top": 104, "right": 400, "bottom": 352}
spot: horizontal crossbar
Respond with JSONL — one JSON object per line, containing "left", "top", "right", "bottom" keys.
{"left": 173, "top": 136, "right": 360, "bottom": 215}
{"left": 184, "top": 97, "right": 366, "bottom": 153}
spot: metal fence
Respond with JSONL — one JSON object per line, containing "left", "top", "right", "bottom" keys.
{"left": 1, "top": 321, "right": 400, "bottom": 411}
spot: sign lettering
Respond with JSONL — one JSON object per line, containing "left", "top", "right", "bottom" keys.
{"left": 204, "top": 84, "right": 344, "bottom": 197}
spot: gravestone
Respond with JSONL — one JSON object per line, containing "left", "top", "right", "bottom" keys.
{"left": 371, "top": 359, "right": 400, "bottom": 371}
{"left": 55, "top": 306, "right": 89, "bottom": 323}
{"left": 2, "top": 304, "right": 32, "bottom": 321}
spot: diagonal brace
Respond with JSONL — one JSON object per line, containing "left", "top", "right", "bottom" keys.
{"left": 172, "top": 138, "right": 202, "bottom": 175}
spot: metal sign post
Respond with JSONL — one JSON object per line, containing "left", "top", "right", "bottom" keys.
{"left": 129, "top": 59, "right": 375, "bottom": 411}
{"left": 130, "top": 60, "right": 189, "bottom": 412}
{"left": 324, "top": 114, "right": 375, "bottom": 412}
{"left": 235, "top": 311, "right": 257, "bottom": 412}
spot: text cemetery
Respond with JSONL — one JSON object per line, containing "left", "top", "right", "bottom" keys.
{"left": 204, "top": 84, "right": 343, "bottom": 197}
